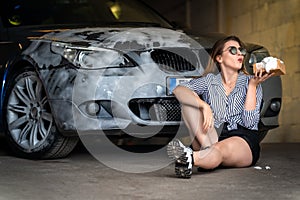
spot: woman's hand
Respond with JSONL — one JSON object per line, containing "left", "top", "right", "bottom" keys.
{"left": 250, "top": 69, "right": 275, "bottom": 86}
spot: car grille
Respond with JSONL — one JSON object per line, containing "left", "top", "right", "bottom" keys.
{"left": 150, "top": 49, "right": 197, "bottom": 72}
{"left": 153, "top": 99, "right": 181, "bottom": 121}
{"left": 129, "top": 98, "right": 182, "bottom": 122}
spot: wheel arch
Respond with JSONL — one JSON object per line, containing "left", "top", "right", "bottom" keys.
{"left": 0, "top": 55, "right": 58, "bottom": 129}
{"left": 1, "top": 58, "right": 79, "bottom": 159}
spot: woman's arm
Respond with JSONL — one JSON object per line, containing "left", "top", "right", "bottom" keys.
{"left": 243, "top": 72, "right": 274, "bottom": 129}
{"left": 173, "top": 86, "right": 204, "bottom": 108}
{"left": 245, "top": 72, "right": 274, "bottom": 111}
{"left": 244, "top": 81, "right": 258, "bottom": 111}
{"left": 173, "top": 86, "right": 213, "bottom": 132}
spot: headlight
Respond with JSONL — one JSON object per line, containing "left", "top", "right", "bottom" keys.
{"left": 51, "top": 42, "right": 135, "bottom": 69}
{"left": 248, "top": 53, "right": 257, "bottom": 67}
{"left": 248, "top": 52, "right": 268, "bottom": 67}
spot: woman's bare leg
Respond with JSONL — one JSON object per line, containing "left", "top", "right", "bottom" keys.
{"left": 193, "top": 136, "right": 253, "bottom": 169}
{"left": 179, "top": 104, "right": 253, "bottom": 170}
{"left": 181, "top": 104, "right": 218, "bottom": 151}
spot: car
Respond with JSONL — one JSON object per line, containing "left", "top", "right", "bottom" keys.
{"left": 0, "top": 0, "right": 282, "bottom": 159}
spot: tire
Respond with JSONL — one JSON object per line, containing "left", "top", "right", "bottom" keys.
{"left": 2, "top": 66, "right": 79, "bottom": 159}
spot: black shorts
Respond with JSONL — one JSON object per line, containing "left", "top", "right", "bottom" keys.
{"left": 218, "top": 124, "right": 261, "bottom": 166}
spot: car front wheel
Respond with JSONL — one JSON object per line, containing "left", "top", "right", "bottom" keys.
{"left": 3, "top": 66, "right": 78, "bottom": 159}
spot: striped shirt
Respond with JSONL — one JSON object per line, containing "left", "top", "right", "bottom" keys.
{"left": 180, "top": 73, "right": 262, "bottom": 131}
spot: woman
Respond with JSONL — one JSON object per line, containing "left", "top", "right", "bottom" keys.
{"left": 167, "top": 35, "right": 274, "bottom": 178}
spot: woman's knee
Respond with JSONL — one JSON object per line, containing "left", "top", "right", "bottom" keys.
{"left": 216, "top": 137, "right": 253, "bottom": 167}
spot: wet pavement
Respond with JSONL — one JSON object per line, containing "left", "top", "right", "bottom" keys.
{"left": 0, "top": 138, "right": 299, "bottom": 200}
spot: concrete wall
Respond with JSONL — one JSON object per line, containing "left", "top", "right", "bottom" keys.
{"left": 144, "top": 0, "right": 300, "bottom": 142}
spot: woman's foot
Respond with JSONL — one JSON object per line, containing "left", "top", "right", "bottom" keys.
{"left": 167, "top": 139, "right": 193, "bottom": 178}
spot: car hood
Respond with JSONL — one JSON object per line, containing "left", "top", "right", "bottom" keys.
{"left": 39, "top": 27, "right": 204, "bottom": 51}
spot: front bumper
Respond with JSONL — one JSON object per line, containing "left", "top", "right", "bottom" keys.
{"left": 49, "top": 97, "right": 183, "bottom": 136}
{"left": 41, "top": 61, "right": 196, "bottom": 136}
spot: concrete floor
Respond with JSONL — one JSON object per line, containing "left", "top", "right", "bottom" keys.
{"left": 0, "top": 138, "right": 299, "bottom": 200}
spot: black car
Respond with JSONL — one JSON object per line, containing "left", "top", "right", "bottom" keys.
{"left": 0, "top": 0, "right": 282, "bottom": 159}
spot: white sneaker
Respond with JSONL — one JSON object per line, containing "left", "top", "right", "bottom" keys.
{"left": 167, "top": 139, "right": 193, "bottom": 178}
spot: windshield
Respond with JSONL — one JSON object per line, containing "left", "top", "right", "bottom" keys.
{"left": 0, "top": 0, "right": 172, "bottom": 28}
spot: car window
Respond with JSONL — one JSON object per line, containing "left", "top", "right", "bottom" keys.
{"left": 0, "top": 0, "right": 172, "bottom": 28}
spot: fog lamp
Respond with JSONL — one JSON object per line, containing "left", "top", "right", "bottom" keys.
{"left": 270, "top": 101, "right": 281, "bottom": 112}
{"left": 86, "top": 102, "right": 100, "bottom": 115}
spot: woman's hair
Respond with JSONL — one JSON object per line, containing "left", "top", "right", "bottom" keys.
{"left": 203, "top": 35, "right": 249, "bottom": 76}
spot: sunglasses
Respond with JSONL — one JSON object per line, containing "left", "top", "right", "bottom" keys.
{"left": 224, "top": 46, "right": 247, "bottom": 56}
